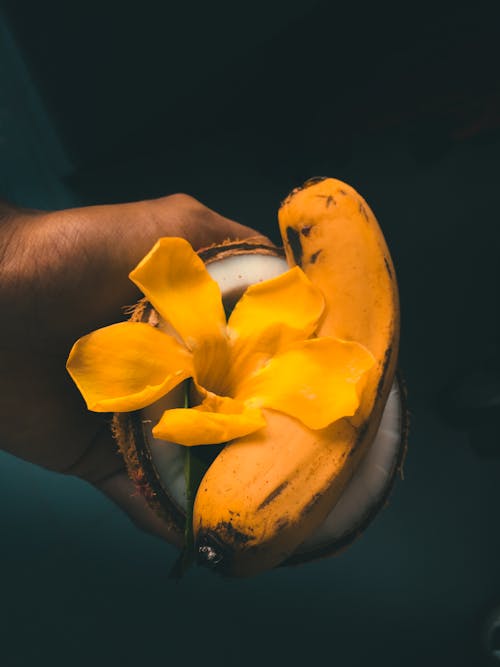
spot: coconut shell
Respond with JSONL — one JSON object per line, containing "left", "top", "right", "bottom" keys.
{"left": 111, "top": 240, "right": 409, "bottom": 568}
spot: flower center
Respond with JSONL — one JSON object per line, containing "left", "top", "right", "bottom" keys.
{"left": 192, "top": 339, "right": 234, "bottom": 401}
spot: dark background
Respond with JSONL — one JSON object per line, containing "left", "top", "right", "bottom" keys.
{"left": 1, "top": 2, "right": 500, "bottom": 665}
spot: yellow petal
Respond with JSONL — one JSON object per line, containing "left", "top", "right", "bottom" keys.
{"left": 236, "top": 337, "right": 375, "bottom": 429}
{"left": 129, "top": 237, "right": 227, "bottom": 352}
{"left": 228, "top": 266, "right": 324, "bottom": 344}
{"left": 130, "top": 237, "right": 230, "bottom": 394}
{"left": 152, "top": 392, "right": 265, "bottom": 446}
{"left": 66, "top": 322, "right": 193, "bottom": 412}
{"left": 227, "top": 267, "right": 325, "bottom": 386}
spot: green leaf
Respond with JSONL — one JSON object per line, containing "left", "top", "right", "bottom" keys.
{"left": 169, "top": 383, "right": 223, "bottom": 579}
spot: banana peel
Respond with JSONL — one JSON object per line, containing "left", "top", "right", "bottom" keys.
{"left": 192, "top": 177, "right": 400, "bottom": 576}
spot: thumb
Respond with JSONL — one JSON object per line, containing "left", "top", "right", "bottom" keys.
{"left": 28, "top": 193, "right": 273, "bottom": 340}
{"left": 144, "top": 193, "right": 272, "bottom": 250}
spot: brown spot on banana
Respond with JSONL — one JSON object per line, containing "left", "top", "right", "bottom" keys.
{"left": 309, "top": 250, "right": 322, "bottom": 264}
{"left": 285, "top": 226, "right": 303, "bottom": 267}
{"left": 359, "top": 202, "right": 369, "bottom": 220}
{"left": 384, "top": 256, "right": 393, "bottom": 280}
{"left": 316, "top": 194, "right": 336, "bottom": 208}
{"left": 257, "top": 481, "right": 290, "bottom": 510}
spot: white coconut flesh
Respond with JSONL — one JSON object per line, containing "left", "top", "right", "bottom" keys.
{"left": 139, "top": 252, "right": 403, "bottom": 556}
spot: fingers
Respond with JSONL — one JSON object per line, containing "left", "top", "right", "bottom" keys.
{"left": 95, "top": 470, "right": 184, "bottom": 548}
{"left": 0, "top": 351, "right": 126, "bottom": 482}
{"left": 60, "top": 416, "right": 126, "bottom": 484}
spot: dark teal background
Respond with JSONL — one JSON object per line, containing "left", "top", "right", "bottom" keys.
{"left": 1, "top": 3, "right": 500, "bottom": 665}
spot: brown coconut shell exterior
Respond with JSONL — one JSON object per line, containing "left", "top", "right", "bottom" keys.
{"left": 111, "top": 239, "right": 409, "bottom": 568}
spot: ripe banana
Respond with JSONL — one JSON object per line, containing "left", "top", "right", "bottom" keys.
{"left": 193, "top": 177, "right": 400, "bottom": 577}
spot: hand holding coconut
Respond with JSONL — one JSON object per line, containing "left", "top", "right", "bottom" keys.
{"left": 66, "top": 178, "right": 406, "bottom": 576}
{"left": 0, "top": 194, "right": 264, "bottom": 545}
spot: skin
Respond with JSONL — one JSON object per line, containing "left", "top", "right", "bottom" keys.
{"left": 0, "top": 194, "right": 267, "bottom": 547}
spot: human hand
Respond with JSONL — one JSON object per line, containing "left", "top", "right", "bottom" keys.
{"left": 0, "top": 194, "right": 268, "bottom": 547}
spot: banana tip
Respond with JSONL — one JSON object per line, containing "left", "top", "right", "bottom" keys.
{"left": 196, "top": 532, "right": 227, "bottom": 571}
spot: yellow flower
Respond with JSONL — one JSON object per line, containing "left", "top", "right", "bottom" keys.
{"left": 66, "top": 238, "right": 375, "bottom": 446}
